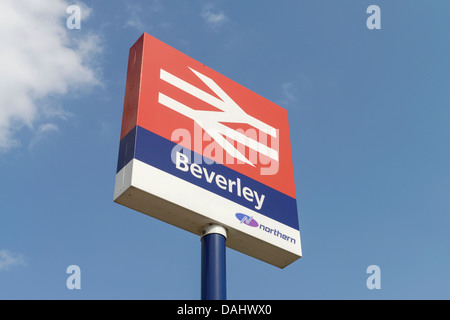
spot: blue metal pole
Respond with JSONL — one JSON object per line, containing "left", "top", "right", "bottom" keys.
{"left": 201, "top": 225, "right": 227, "bottom": 300}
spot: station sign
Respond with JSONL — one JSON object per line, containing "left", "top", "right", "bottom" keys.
{"left": 114, "top": 33, "right": 302, "bottom": 268}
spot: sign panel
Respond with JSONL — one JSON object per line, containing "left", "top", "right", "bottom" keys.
{"left": 114, "top": 33, "right": 302, "bottom": 268}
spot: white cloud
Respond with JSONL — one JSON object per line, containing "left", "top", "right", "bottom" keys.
{"left": 124, "top": 3, "right": 146, "bottom": 31}
{"left": 0, "top": 250, "right": 26, "bottom": 271}
{"left": 28, "top": 122, "right": 59, "bottom": 149}
{"left": 124, "top": 1, "right": 164, "bottom": 32}
{"left": 282, "top": 82, "right": 297, "bottom": 103}
{"left": 279, "top": 75, "right": 311, "bottom": 109}
{"left": 201, "top": 3, "right": 229, "bottom": 29}
{"left": 38, "top": 123, "right": 59, "bottom": 134}
{"left": 0, "top": 0, "right": 102, "bottom": 151}
{"left": 280, "top": 82, "right": 298, "bottom": 108}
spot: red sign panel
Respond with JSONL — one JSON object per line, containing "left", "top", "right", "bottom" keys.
{"left": 121, "top": 33, "right": 296, "bottom": 199}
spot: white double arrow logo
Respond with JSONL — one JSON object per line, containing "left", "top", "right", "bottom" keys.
{"left": 158, "top": 67, "right": 278, "bottom": 167}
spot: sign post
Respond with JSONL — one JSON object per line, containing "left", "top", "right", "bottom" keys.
{"left": 201, "top": 224, "right": 227, "bottom": 300}
{"left": 114, "top": 33, "right": 302, "bottom": 298}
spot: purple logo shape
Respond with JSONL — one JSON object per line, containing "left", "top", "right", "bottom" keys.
{"left": 236, "top": 213, "right": 259, "bottom": 227}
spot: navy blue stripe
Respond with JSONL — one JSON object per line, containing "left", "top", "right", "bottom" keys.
{"left": 117, "top": 126, "right": 299, "bottom": 230}
{"left": 116, "top": 126, "right": 136, "bottom": 174}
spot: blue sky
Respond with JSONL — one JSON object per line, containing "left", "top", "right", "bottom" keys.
{"left": 1, "top": 0, "right": 449, "bottom": 299}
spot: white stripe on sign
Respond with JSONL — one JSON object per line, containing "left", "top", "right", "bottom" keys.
{"left": 159, "top": 67, "right": 279, "bottom": 166}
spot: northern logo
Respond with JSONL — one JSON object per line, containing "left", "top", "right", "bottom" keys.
{"left": 235, "top": 213, "right": 297, "bottom": 244}
{"left": 235, "top": 213, "right": 259, "bottom": 227}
